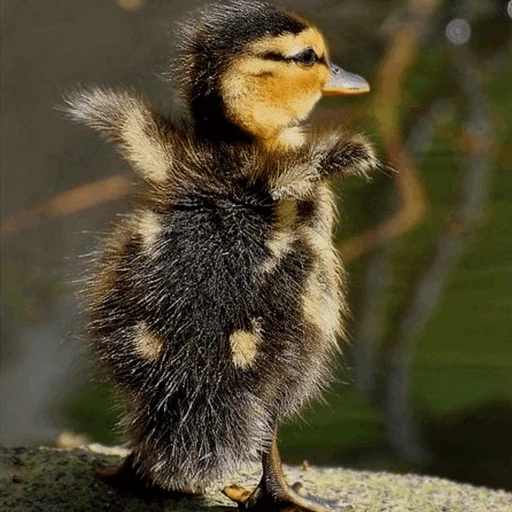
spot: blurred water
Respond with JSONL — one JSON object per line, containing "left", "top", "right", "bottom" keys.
{"left": 0, "top": 300, "right": 78, "bottom": 444}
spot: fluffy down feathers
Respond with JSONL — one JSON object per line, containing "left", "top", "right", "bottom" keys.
{"left": 65, "top": 0, "right": 377, "bottom": 493}
{"left": 67, "top": 86, "right": 376, "bottom": 490}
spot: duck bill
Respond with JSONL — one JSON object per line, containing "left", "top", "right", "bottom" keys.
{"left": 322, "top": 64, "right": 370, "bottom": 97}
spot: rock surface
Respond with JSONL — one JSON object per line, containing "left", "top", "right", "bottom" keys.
{"left": 1, "top": 444, "right": 511, "bottom": 512}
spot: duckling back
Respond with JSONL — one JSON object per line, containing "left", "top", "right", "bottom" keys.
{"left": 86, "top": 129, "right": 351, "bottom": 489}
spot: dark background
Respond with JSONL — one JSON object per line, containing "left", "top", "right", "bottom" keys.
{"left": 2, "top": 0, "right": 511, "bottom": 492}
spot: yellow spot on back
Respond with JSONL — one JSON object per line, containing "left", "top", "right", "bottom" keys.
{"left": 136, "top": 210, "right": 161, "bottom": 255}
{"left": 229, "top": 320, "right": 262, "bottom": 368}
{"left": 260, "top": 229, "right": 296, "bottom": 274}
{"left": 133, "top": 323, "right": 164, "bottom": 360}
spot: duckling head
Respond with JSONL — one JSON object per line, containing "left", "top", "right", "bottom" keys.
{"left": 177, "top": 1, "right": 369, "bottom": 149}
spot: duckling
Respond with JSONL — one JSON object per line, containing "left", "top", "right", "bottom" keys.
{"left": 65, "top": 1, "right": 377, "bottom": 510}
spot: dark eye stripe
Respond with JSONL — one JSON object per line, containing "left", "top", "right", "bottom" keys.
{"left": 259, "top": 51, "right": 327, "bottom": 66}
{"left": 261, "top": 51, "right": 289, "bottom": 62}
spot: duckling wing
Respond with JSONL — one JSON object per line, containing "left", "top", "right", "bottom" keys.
{"left": 63, "top": 87, "right": 175, "bottom": 183}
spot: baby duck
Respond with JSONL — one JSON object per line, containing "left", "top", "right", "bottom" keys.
{"left": 66, "top": 1, "right": 376, "bottom": 511}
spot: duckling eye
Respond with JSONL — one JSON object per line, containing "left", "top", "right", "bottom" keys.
{"left": 294, "top": 48, "right": 317, "bottom": 66}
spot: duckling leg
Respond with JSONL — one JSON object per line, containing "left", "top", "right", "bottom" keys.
{"left": 224, "top": 437, "right": 338, "bottom": 512}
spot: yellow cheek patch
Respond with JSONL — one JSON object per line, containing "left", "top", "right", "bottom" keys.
{"left": 221, "top": 58, "right": 301, "bottom": 140}
{"left": 221, "top": 59, "right": 323, "bottom": 143}
{"left": 220, "top": 27, "right": 330, "bottom": 142}
{"left": 133, "top": 322, "right": 165, "bottom": 360}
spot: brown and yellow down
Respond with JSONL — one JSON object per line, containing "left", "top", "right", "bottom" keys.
{"left": 64, "top": 0, "right": 377, "bottom": 506}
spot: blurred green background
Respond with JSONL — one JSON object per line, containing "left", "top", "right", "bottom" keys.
{"left": 1, "top": 0, "right": 511, "bottom": 494}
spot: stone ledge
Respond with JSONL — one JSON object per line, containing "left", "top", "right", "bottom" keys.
{"left": 1, "top": 444, "right": 511, "bottom": 511}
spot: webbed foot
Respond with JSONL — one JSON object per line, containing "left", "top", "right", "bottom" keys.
{"left": 223, "top": 437, "right": 338, "bottom": 512}
{"left": 223, "top": 481, "right": 337, "bottom": 511}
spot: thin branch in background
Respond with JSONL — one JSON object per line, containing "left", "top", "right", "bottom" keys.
{"left": 354, "top": 98, "right": 450, "bottom": 407}
{"left": 354, "top": 248, "right": 390, "bottom": 401}
{"left": 1, "top": 174, "right": 131, "bottom": 238}
{"left": 384, "top": 37, "right": 495, "bottom": 463}
{"left": 337, "top": 0, "right": 443, "bottom": 263}
{"left": 350, "top": 0, "right": 444, "bottom": 413}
